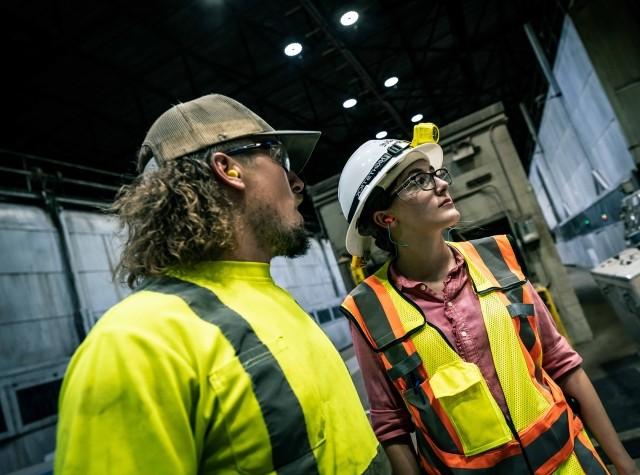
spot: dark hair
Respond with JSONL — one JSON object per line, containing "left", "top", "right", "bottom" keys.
{"left": 113, "top": 138, "right": 254, "bottom": 288}
{"left": 356, "top": 186, "right": 395, "bottom": 253}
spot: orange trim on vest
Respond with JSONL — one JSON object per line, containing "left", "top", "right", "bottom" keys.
{"left": 494, "top": 288, "right": 542, "bottom": 388}
{"left": 520, "top": 400, "right": 566, "bottom": 445}
{"left": 367, "top": 275, "right": 465, "bottom": 453}
{"left": 495, "top": 235, "right": 526, "bottom": 281}
{"left": 364, "top": 276, "right": 426, "bottom": 382}
{"left": 492, "top": 236, "right": 546, "bottom": 395}
{"left": 520, "top": 287, "right": 552, "bottom": 407}
{"left": 523, "top": 285, "right": 543, "bottom": 367}
{"left": 533, "top": 407, "right": 581, "bottom": 474}
{"left": 419, "top": 457, "right": 441, "bottom": 475}
{"left": 455, "top": 240, "right": 501, "bottom": 289}
{"left": 345, "top": 236, "right": 605, "bottom": 473}
{"left": 414, "top": 412, "right": 524, "bottom": 469}
{"left": 366, "top": 276, "right": 409, "bottom": 342}
{"left": 343, "top": 295, "right": 378, "bottom": 352}
{"left": 434, "top": 441, "right": 523, "bottom": 470}
{"left": 576, "top": 430, "right": 609, "bottom": 473}
{"left": 344, "top": 295, "right": 397, "bottom": 376}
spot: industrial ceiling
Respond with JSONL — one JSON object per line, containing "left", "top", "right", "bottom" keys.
{"left": 1, "top": 0, "right": 567, "bottom": 218}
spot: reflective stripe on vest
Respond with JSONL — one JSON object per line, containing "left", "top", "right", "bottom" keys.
{"left": 342, "top": 235, "right": 608, "bottom": 474}
{"left": 449, "top": 237, "right": 553, "bottom": 432}
{"left": 345, "top": 276, "right": 462, "bottom": 454}
{"left": 139, "top": 277, "right": 320, "bottom": 474}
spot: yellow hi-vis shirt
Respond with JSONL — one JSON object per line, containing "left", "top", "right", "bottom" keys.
{"left": 55, "top": 261, "right": 387, "bottom": 474}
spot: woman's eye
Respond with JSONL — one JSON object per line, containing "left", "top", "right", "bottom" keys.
{"left": 414, "top": 174, "right": 429, "bottom": 186}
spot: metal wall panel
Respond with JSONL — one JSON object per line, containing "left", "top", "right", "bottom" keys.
{"left": 529, "top": 161, "right": 558, "bottom": 229}
{"left": 571, "top": 0, "right": 640, "bottom": 164}
{"left": 0, "top": 204, "right": 78, "bottom": 372}
{"left": 556, "top": 223, "right": 626, "bottom": 268}
{"left": 61, "top": 210, "right": 131, "bottom": 330}
{"left": 529, "top": 16, "right": 635, "bottom": 267}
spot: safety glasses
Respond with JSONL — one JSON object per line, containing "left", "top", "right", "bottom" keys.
{"left": 224, "top": 140, "right": 291, "bottom": 172}
{"left": 391, "top": 168, "right": 452, "bottom": 200}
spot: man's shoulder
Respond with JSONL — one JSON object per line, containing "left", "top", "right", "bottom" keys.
{"left": 105, "top": 286, "right": 198, "bottom": 321}
{"left": 86, "top": 289, "right": 215, "bottom": 349}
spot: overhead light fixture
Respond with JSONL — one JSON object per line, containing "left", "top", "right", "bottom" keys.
{"left": 343, "top": 98, "right": 357, "bottom": 109}
{"left": 411, "top": 113, "right": 424, "bottom": 123}
{"left": 384, "top": 76, "right": 398, "bottom": 88}
{"left": 340, "top": 11, "right": 359, "bottom": 26}
{"left": 376, "top": 131, "right": 388, "bottom": 139}
{"left": 284, "top": 42, "right": 302, "bottom": 57}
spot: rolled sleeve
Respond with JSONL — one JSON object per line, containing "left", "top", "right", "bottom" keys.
{"left": 529, "top": 283, "right": 583, "bottom": 381}
{"left": 350, "top": 323, "right": 414, "bottom": 442}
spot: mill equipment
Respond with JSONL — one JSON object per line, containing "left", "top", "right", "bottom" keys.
{"left": 590, "top": 188, "right": 640, "bottom": 344}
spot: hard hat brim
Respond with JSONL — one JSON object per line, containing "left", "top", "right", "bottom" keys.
{"left": 344, "top": 142, "right": 443, "bottom": 257}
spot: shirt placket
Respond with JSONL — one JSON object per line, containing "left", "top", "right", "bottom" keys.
{"left": 444, "top": 285, "right": 479, "bottom": 364}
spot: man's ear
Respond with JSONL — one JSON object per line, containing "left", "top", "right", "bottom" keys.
{"left": 210, "top": 152, "right": 245, "bottom": 191}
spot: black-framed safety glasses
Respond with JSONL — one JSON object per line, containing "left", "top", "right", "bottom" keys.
{"left": 224, "top": 140, "right": 291, "bottom": 172}
{"left": 391, "top": 168, "right": 452, "bottom": 200}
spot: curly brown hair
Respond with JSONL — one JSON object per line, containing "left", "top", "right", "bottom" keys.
{"left": 113, "top": 139, "right": 253, "bottom": 288}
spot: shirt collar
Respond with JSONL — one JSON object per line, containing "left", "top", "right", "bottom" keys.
{"left": 389, "top": 246, "right": 466, "bottom": 292}
{"left": 170, "top": 260, "right": 273, "bottom": 283}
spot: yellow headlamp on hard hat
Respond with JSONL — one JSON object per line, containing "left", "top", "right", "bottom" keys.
{"left": 410, "top": 122, "right": 439, "bottom": 147}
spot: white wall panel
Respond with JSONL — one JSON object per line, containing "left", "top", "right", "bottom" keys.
{"left": 529, "top": 16, "right": 634, "bottom": 267}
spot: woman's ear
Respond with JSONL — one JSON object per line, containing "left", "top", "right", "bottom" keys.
{"left": 372, "top": 211, "right": 396, "bottom": 228}
{"left": 210, "top": 152, "right": 245, "bottom": 191}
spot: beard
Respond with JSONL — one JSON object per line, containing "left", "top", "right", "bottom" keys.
{"left": 247, "top": 202, "right": 310, "bottom": 258}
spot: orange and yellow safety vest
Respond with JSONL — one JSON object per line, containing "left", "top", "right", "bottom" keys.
{"left": 342, "top": 235, "right": 608, "bottom": 475}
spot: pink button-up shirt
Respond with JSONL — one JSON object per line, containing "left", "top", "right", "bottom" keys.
{"left": 351, "top": 248, "right": 582, "bottom": 442}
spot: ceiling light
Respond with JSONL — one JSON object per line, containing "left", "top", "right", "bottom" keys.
{"left": 284, "top": 42, "right": 302, "bottom": 57}
{"left": 343, "top": 98, "right": 357, "bottom": 109}
{"left": 411, "top": 113, "right": 424, "bottom": 123}
{"left": 384, "top": 76, "right": 398, "bottom": 88}
{"left": 340, "top": 11, "right": 359, "bottom": 26}
{"left": 376, "top": 131, "right": 388, "bottom": 139}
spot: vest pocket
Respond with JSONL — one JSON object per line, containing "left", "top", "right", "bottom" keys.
{"left": 429, "top": 360, "right": 513, "bottom": 456}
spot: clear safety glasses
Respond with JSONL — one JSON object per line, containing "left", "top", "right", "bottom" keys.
{"left": 224, "top": 140, "right": 291, "bottom": 172}
{"left": 391, "top": 168, "right": 452, "bottom": 200}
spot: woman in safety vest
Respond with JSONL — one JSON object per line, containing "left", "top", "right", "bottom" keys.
{"left": 337, "top": 137, "right": 638, "bottom": 475}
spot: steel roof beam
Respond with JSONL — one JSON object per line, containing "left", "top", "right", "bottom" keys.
{"left": 298, "top": 0, "right": 409, "bottom": 136}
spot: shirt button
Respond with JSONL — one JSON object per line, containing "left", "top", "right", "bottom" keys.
{"left": 419, "top": 284, "right": 426, "bottom": 291}
{"left": 447, "top": 302, "right": 453, "bottom": 307}
{"left": 460, "top": 331, "right": 468, "bottom": 337}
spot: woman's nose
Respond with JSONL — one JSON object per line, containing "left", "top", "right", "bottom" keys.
{"left": 434, "top": 176, "right": 449, "bottom": 194}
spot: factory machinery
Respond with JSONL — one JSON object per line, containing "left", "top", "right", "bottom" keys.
{"left": 590, "top": 190, "right": 640, "bottom": 344}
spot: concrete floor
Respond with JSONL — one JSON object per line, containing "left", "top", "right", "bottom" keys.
{"left": 342, "top": 264, "right": 640, "bottom": 471}
{"left": 569, "top": 266, "right": 639, "bottom": 378}
{"left": 566, "top": 266, "right": 640, "bottom": 472}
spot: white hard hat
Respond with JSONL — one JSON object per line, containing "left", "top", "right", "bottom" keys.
{"left": 338, "top": 139, "right": 444, "bottom": 256}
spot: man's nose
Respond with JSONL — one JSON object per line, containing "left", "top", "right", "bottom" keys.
{"left": 288, "top": 170, "right": 304, "bottom": 194}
